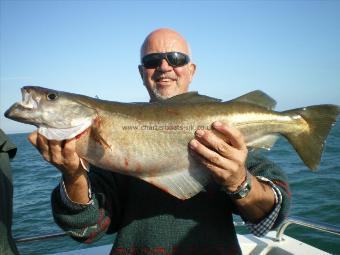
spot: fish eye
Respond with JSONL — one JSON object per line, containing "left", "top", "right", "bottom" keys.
{"left": 47, "top": 93, "right": 58, "bottom": 100}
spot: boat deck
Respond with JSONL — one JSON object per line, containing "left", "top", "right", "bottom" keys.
{"left": 52, "top": 231, "right": 329, "bottom": 255}
{"left": 14, "top": 216, "right": 339, "bottom": 255}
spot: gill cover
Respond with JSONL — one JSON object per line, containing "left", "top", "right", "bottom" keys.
{"left": 36, "top": 88, "right": 97, "bottom": 140}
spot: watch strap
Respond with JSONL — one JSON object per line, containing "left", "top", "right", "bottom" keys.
{"left": 223, "top": 170, "right": 252, "bottom": 199}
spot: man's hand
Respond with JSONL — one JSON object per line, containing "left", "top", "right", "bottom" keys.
{"left": 189, "top": 121, "right": 248, "bottom": 192}
{"left": 28, "top": 131, "right": 90, "bottom": 204}
{"left": 189, "top": 121, "right": 276, "bottom": 223}
{"left": 28, "top": 131, "right": 83, "bottom": 178}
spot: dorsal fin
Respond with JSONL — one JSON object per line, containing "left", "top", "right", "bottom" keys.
{"left": 159, "top": 91, "right": 221, "bottom": 104}
{"left": 230, "top": 90, "right": 277, "bottom": 110}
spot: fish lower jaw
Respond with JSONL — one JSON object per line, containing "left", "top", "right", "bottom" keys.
{"left": 4, "top": 103, "right": 34, "bottom": 119}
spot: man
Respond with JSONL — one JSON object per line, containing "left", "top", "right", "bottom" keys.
{"left": 0, "top": 129, "right": 19, "bottom": 255}
{"left": 28, "top": 28, "right": 290, "bottom": 254}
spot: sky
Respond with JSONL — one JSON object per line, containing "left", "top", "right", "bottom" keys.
{"left": 1, "top": 0, "right": 339, "bottom": 134}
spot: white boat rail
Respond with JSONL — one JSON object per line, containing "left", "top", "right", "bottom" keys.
{"left": 15, "top": 232, "right": 67, "bottom": 243}
{"left": 276, "top": 216, "right": 340, "bottom": 241}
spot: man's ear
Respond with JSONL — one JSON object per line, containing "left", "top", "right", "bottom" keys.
{"left": 138, "top": 65, "right": 144, "bottom": 79}
{"left": 189, "top": 63, "right": 196, "bottom": 80}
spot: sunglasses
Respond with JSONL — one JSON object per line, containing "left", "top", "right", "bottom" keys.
{"left": 141, "top": 52, "right": 190, "bottom": 69}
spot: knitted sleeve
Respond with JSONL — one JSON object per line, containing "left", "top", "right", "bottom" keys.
{"left": 245, "top": 152, "right": 291, "bottom": 229}
{"left": 51, "top": 166, "right": 121, "bottom": 243}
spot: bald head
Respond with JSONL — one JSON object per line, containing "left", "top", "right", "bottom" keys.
{"left": 140, "top": 28, "right": 191, "bottom": 59}
{"left": 139, "top": 28, "right": 196, "bottom": 102}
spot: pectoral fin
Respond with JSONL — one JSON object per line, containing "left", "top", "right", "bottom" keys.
{"left": 91, "top": 126, "right": 111, "bottom": 149}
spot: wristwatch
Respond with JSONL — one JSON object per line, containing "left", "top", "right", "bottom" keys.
{"left": 223, "top": 170, "right": 252, "bottom": 199}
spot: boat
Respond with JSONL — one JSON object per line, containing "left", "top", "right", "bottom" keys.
{"left": 14, "top": 216, "right": 340, "bottom": 255}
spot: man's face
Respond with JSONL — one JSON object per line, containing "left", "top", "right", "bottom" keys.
{"left": 139, "top": 32, "right": 196, "bottom": 102}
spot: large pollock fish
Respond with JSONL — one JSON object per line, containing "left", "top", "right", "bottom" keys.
{"left": 4, "top": 86, "right": 340, "bottom": 199}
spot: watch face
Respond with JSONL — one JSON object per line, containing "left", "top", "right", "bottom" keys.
{"left": 239, "top": 185, "right": 251, "bottom": 198}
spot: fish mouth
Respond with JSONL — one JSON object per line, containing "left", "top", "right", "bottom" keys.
{"left": 18, "top": 87, "right": 39, "bottom": 110}
{"left": 4, "top": 87, "right": 40, "bottom": 120}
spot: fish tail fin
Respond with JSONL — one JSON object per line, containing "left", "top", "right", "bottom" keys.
{"left": 283, "top": 105, "right": 339, "bottom": 170}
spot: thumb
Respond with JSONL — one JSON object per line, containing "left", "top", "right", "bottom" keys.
{"left": 27, "top": 131, "right": 38, "bottom": 147}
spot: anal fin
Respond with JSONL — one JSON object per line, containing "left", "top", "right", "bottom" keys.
{"left": 141, "top": 167, "right": 211, "bottom": 200}
{"left": 247, "top": 134, "right": 279, "bottom": 150}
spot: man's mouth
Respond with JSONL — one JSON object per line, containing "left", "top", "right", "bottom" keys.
{"left": 155, "top": 76, "right": 177, "bottom": 86}
{"left": 157, "top": 78, "right": 172, "bottom": 82}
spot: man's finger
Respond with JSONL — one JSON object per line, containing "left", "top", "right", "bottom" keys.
{"left": 36, "top": 132, "right": 48, "bottom": 146}
{"left": 63, "top": 139, "right": 77, "bottom": 158}
{"left": 49, "top": 140, "right": 63, "bottom": 154}
{"left": 49, "top": 140, "right": 63, "bottom": 164}
{"left": 27, "top": 131, "right": 38, "bottom": 147}
{"left": 194, "top": 129, "right": 235, "bottom": 159}
{"left": 189, "top": 138, "right": 237, "bottom": 171}
{"left": 212, "top": 121, "right": 246, "bottom": 150}
{"left": 190, "top": 148, "right": 231, "bottom": 181}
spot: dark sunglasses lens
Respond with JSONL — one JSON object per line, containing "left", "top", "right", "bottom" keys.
{"left": 142, "top": 54, "right": 162, "bottom": 68}
{"left": 167, "top": 52, "right": 189, "bottom": 67}
{"left": 142, "top": 52, "right": 190, "bottom": 68}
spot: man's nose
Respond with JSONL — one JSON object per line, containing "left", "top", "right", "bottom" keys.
{"left": 158, "top": 59, "right": 172, "bottom": 72}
